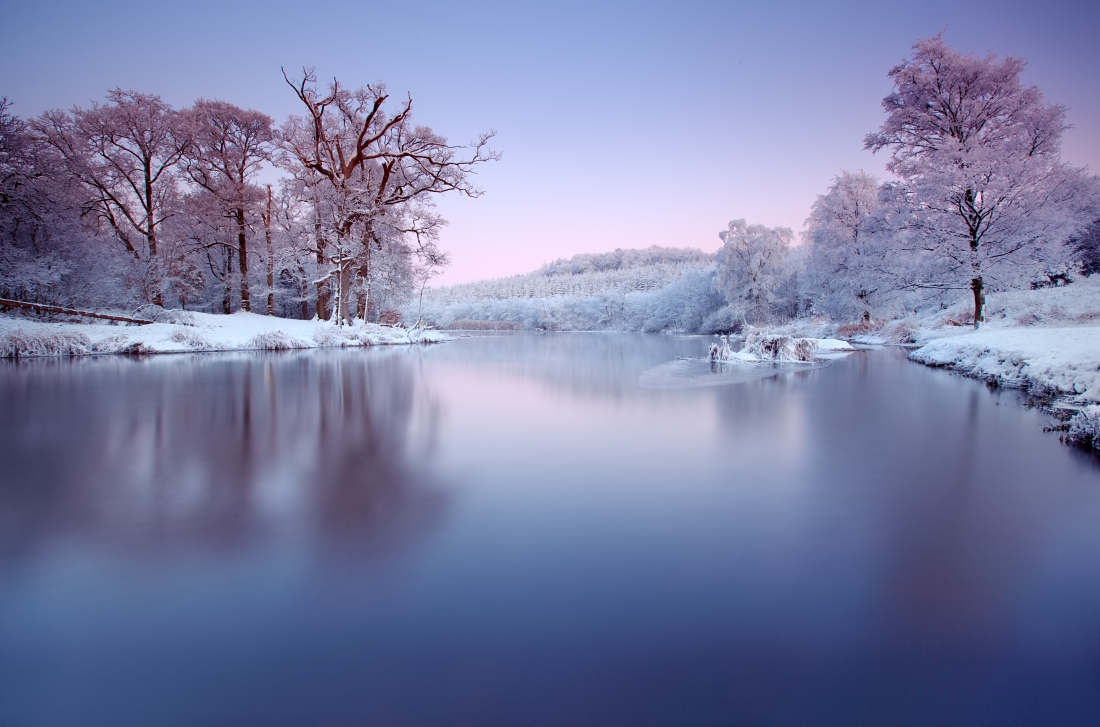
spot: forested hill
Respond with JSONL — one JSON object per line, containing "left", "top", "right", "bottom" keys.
{"left": 535, "top": 247, "right": 714, "bottom": 276}
{"left": 408, "top": 246, "right": 728, "bottom": 332}
{"left": 423, "top": 246, "right": 715, "bottom": 305}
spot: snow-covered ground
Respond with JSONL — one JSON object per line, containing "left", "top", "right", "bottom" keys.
{"left": 730, "top": 278, "right": 1100, "bottom": 448}
{"left": 890, "top": 278, "right": 1100, "bottom": 449}
{"left": 0, "top": 310, "right": 448, "bottom": 357}
{"left": 910, "top": 327, "right": 1100, "bottom": 402}
{"left": 909, "top": 325, "right": 1100, "bottom": 451}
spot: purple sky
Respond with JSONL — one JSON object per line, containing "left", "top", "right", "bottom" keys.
{"left": 3, "top": 0, "right": 1098, "bottom": 285}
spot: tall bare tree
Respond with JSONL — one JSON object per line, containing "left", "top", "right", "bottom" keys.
{"left": 35, "top": 90, "right": 191, "bottom": 306}
{"left": 277, "top": 68, "right": 498, "bottom": 323}
{"left": 183, "top": 100, "right": 274, "bottom": 312}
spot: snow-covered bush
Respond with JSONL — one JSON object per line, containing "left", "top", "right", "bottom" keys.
{"left": 879, "top": 319, "right": 920, "bottom": 344}
{"left": 0, "top": 329, "right": 92, "bottom": 357}
{"left": 743, "top": 330, "right": 818, "bottom": 361}
{"left": 248, "top": 331, "right": 307, "bottom": 350}
{"left": 1064, "top": 406, "right": 1100, "bottom": 450}
{"left": 169, "top": 328, "right": 214, "bottom": 350}
{"left": 313, "top": 326, "right": 356, "bottom": 347}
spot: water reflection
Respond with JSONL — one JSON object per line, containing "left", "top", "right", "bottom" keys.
{"left": 0, "top": 349, "right": 447, "bottom": 558}
{"left": 3, "top": 339, "right": 1100, "bottom": 726}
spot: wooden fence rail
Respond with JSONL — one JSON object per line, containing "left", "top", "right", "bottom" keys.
{"left": 0, "top": 299, "right": 153, "bottom": 325}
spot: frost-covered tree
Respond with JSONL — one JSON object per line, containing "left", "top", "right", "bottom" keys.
{"left": 277, "top": 68, "right": 497, "bottom": 323}
{"left": 182, "top": 100, "right": 274, "bottom": 312}
{"left": 865, "top": 34, "right": 1094, "bottom": 327}
{"left": 35, "top": 90, "right": 192, "bottom": 306}
{"left": 716, "top": 219, "right": 796, "bottom": 326}
{"left": 1067, "top": 218, "right": 1100, "bottom": 276}
{"left": 803, "top": 171, "right": 896, "bottom": 321}
{"left": 1, "top": 98, "right": 127, "bottom": 307}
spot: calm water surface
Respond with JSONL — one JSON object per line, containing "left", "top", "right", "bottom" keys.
{"left": 2, "top": 333, "right": 1100, "bottom": 726}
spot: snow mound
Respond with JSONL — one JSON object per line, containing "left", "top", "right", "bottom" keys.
{"left": 814, "top": 338, "right": 856, "bottom": 352}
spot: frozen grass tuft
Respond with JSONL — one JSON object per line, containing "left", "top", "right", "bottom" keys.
{"left": 169, "top": 328, "right": 214, "bottom": 350}
{"left": 743, "top": 330, "right": 818, "bottom": 361}
{"left": 312, "top": 326, "right": 351, "bottom": 347}
{"left": 1064, "top": 406, "right": 1100, "bottom": 450}
{"left": 247, "top": 331, "right": 308, "bottom": 350}
{"left": 91, "top": 334, "right": 130, "bottom": 353}
{"left": 0, "top": 329, "right": 92, "bottom": 357}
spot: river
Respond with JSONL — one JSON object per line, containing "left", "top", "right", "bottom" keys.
{"left": 2, "top": 333, "right": 1099, "bottom": 726}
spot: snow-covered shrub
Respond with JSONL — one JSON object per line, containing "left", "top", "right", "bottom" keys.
{"left": 154, "top": 309, "right": 197, "bottom": 326}
{"left": 313, "top": 326, "right": 355, "bottom": 347}
{"left": 378, "top": 309, "right": 402, "bottom": 326}
{"left": 248, "top": 331, "right": 308, "bottom": 350}
{"left": 169, "top": 328, "right": 214, "bottom": 349}
{"left": 0, "top": 329, "right": 92, "bottom": 357}
{"left": 836, "top": 319, "right": 884, "bottom": 338}
{"left": 1064, "top": 406, "right": 1100, "bottom": 450}
{"left": 743, "top": 330, "right": 818, "bottom": 361}
{"left": 880, "top": 319, "right": 920, "bottom": 344}
{"left": 1015, "top": 311, "right": 1043, "bottom": 326}
{"left": 92, "top": 334, "right": 130, "bottom": 353}
{"left": 116, "top": 341, "right": 150, "bottom": 355}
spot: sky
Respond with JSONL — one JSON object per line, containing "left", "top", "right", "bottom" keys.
{"left": 2, "top": 0, "right": 1098, "bottom": 285}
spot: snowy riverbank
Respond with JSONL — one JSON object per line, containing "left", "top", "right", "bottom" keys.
{"left": 900, "top": 279, "right": 1100, "bottom": 449}
{"left": 0, "top": 310, "right": 448, "bottom": 357}
{"left": 908, "top": 325, "right": 1100, "bottom": 449}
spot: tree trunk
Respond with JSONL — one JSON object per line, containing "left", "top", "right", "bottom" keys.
{"left": 297, "top": 264, "right": 310, "bottom": 320}
{"left": 223, "top": 252, "right": 234, "bottom": 314}
{"left": 971, "top": 276, "right": 984, "bottom": 329}
{"left": 337, "top": 259, "right": 351, "bottom": 325}
{"left": 265, "top": 187, "right": 275, "bottom": 316}
{"left": 236, "top": 208, "right": 251, "bottom": 312}
{"left": 144, "top": 162, "right": 164, "bottom": 308}
{"left": 356, "top": 222, "right": 374, "bottom": 320}
{"left": 315, "top": 213, "right": 329, "bottom": 320}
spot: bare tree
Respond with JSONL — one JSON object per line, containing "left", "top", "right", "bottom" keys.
{"left": 35, "top": 90, "right": 191, "bottom": 305}
{"left": 277, "top": 68, "right": 498, "bottom": 323}
{"left": 183, "top": 100, "right": 274, "bottom": 312}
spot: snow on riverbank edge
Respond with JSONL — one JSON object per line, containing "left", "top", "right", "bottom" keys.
{"left": 909, "top": 325, "right": 1100, "bottom": 450}
{"left": 0, "top": 310, "right": 449, "bottom": 358}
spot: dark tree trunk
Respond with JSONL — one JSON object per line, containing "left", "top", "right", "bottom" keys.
{"left": 315, "top": 213, "right": 329, "bottom": 320}
{"left": 223, "top": 252, "right": 234, "bottom": 314}
{"left": 144, "top": 163, "right": 164, "bottom": 308}
{"left": 265, "top": 187, "right": 275, "bottom": 316}
{"left": 971, "top": 276, "right": 984, "bottom": 329}
{"left": 235, "top": 208, "right": 251, "bottom": 312}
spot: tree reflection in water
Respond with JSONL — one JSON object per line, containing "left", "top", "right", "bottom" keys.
{"left": 0, "top": 348, "right": 448, "bottom": 559}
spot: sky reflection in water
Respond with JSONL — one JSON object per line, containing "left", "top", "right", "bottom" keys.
{"left": 1, "top": 334, "right": 1100, "bottom": 726}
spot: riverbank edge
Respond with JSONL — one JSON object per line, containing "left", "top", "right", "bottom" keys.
{"left": 0, "top": 310, "right": 451, "bottom": 358}
{"left": 907, "top": 326, "right": 1100, "bottom": 451}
